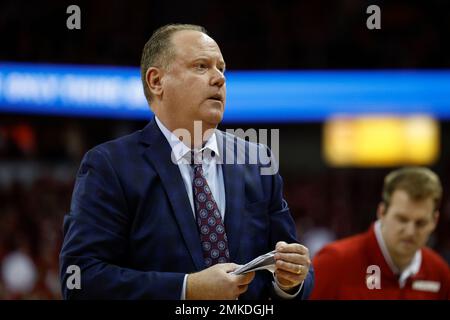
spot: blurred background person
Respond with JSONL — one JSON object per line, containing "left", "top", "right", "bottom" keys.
{"left": 310, "top": 167, "right": 450, "bottom": 299}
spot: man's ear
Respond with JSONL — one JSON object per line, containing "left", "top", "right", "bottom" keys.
{"left": 431, "top": 211, "right": 440, "bottom": 229}
{"left": 377, "top": 202, "right": 386, "bottom": 220}
{"left": 145, "top": 67, "right": 164, "bottom": 99}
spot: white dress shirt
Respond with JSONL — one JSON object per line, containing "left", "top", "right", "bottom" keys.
{"left": 155, "top": 117, "right": 301, "bottom": 299}
{"left": 155, "top": 116, "right": 225, "bottom": 219}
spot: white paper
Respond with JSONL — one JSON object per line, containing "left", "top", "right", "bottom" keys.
{"left": 230, "top": 250, "right": 276, "bottom": 275}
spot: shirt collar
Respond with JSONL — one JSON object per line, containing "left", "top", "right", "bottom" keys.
{"left": 155, "top": 116, "right": 221, "bottom": 164}
{"left": 374, "top": 220, "right": 422, "bottom": 287}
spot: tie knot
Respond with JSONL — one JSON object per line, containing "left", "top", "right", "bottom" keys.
{"left": 189, "top": 152, "right": 202, "bottom": 177}
{"left": 190, "top": 150, "right": 203, "bottom": 165}
{"left": 189, "top": 148, "right": 217, "bottom": 166}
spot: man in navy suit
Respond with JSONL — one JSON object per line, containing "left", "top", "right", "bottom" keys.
{"left": 60, "top": 24, "right": 314, "bottom": 299}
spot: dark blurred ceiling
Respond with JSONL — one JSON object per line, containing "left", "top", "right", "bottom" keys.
{"left": 0, "top": 0, "right": 449, "bottom": 69}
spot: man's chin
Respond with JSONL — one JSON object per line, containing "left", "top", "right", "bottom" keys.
{"left": 203, "top": 111, "right": 223, "bottom": 127}
{"left": 396, "top": 242, "right": 419, "bottom": 256}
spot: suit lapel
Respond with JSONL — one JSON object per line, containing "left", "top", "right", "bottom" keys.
{"left": 140, "top": 118, "right": 204, "bottom": 271}
{"left": 217, "top": 131, "right": 245, "bottom": 262}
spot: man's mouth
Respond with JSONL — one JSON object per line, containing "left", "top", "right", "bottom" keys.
{"left": 400, "top": 239, "right": 416, "bottom": 246}
{"left": 208, "top": 93, "right": 223, "bottom": 102}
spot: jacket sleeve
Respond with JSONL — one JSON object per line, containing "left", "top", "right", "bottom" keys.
{"left": 59, "top": 147, "right": 185, "bottom": 299}
{"left": 262, "top": 144, "right": 314, "bottom": 300}
{"left": 268, "top": 173, "right": 315, "bottom": 300}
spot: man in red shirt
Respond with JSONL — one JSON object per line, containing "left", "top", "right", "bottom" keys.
{"left": 311, "top": 167, "right": 450, "bottom": 299}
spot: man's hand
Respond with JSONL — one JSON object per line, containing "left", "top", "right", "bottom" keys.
{"left": 186, "top": 263, "right": 255, "bottom": 300}
{"left": 274, "top": 241, "right": 311, "bottom": 291}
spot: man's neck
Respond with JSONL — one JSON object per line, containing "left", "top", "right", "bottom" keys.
{"left": 155, "top": 115, "right": 216, "bottom": 149}
{"left": 389, "top": 252, "right": 414, "bottom": 273}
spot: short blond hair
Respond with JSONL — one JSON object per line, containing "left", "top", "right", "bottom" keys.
{"left": 382, "top": 167, "right": 442, "bottom": 211}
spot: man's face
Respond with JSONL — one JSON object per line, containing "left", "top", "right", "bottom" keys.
{"left": 160, "top": 30, "right": 226, "bottom": 129}
{"left": 378, "top": 189, "right": 438, "bottom": 260}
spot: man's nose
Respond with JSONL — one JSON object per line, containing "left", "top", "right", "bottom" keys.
{"left": 404, "top": 221, "right": 416, "bottom": 236}
{"left": 210, "top": 69, "right": 225, "bottom": 87}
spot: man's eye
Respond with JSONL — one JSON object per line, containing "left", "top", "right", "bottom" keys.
{"left": 196, "top": 64, "right": 207, "bottom": 70}
{"left": 397, "top": 216, "right": 408, "bottom": 223}
{"left": 416, "top": 220, "right": 427, "bottom": 228}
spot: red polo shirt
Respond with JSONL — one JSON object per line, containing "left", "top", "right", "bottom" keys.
{"left": 310, "top": 223, "right": 450, "bottom": 299}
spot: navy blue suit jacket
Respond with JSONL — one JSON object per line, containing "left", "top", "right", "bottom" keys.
{"left": 59, "top": 118, "right": 314, "bottom": 299}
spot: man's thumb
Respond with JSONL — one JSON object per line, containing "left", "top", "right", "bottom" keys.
{"left": 222, "top": 263, "right": 240, "bottom": 273}
{"left": 276, "top": 241, "right": 287, "bottom": 250}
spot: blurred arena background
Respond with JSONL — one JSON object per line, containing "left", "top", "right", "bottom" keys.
{"left": 1, "top": 0, "right": 449, "bottom": 299}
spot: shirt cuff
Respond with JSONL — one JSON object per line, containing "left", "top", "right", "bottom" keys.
{"left": 272, "top": 274, "right": 303, "bottom": 299}
{"left": 181, "top": 274, "right": 188, "bottom": 300}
